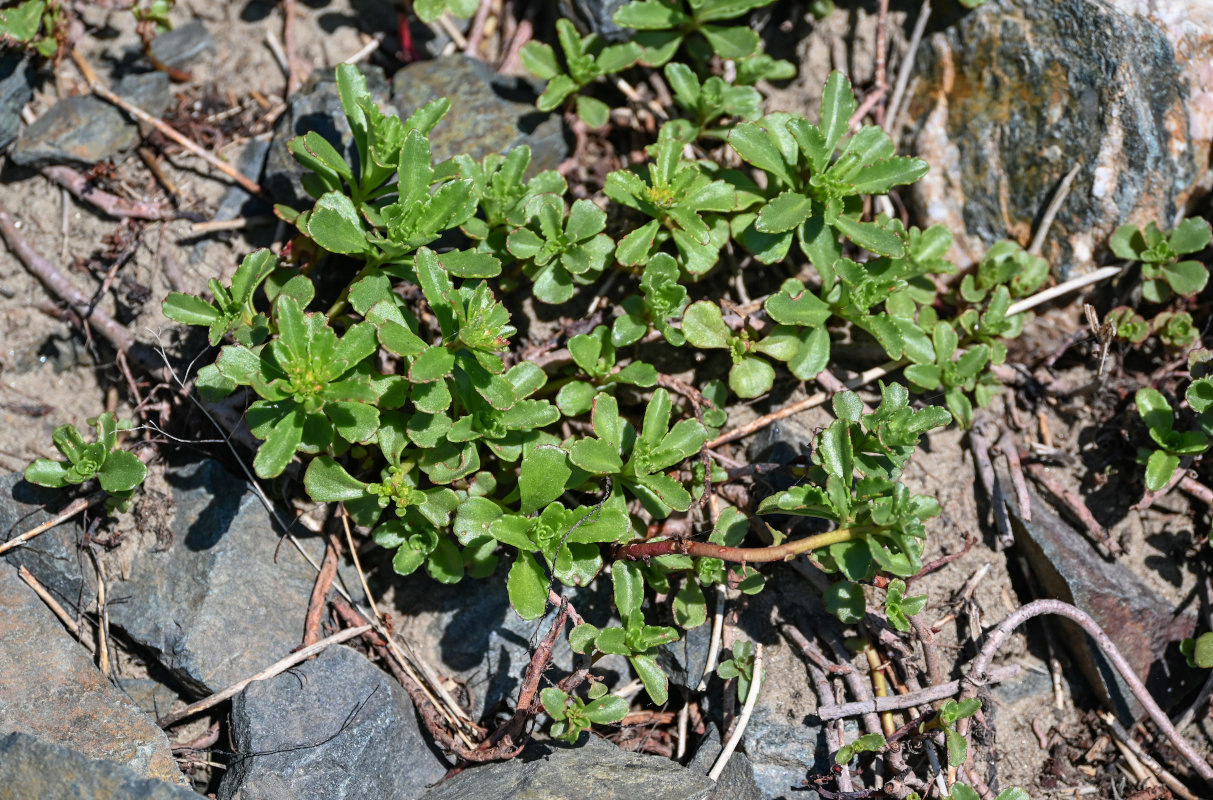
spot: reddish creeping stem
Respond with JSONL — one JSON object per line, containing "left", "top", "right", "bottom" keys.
{"left": 398, "top": 12, "right": 416, "bottom": 63}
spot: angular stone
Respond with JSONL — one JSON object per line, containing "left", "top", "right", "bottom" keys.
{"left": 390, "top": 56, "right": 567, "bottom": 174}
{"left": 263, "top": 65, "right": 391, "bottom": 206}
{"left": 11, "top": 95, "right": 137, "bottom": 168}
{"left": 656, "top": 619, "right": 712, "bottom": 690}
{"left": 418, "top": 733, "right": 714, "bottom": 800}
{"left": 0, "top": 55, "right": 33, "bottom": 152}
{"left": 907, "top": 0, "right": 1213, "bottom": 274}
{"left": 0, "top": 473, "right": 92, "bottom": 612}
{"left": 0, "top": 564, "right": 181, "bottom": 783}
{"left": 103, "top": 459, "right": 332, "bottom": 695}
{"left": 10, "top": 72, "right": 171, "bottom": 168}
{"left": 562, "top": 0, "right": 633, "bottom": 42}
{"left": 219, "top": 645, "right": 446, "bottom": 800}
{"left": 688, "top": 727, "right": 764, "bottom": 800}
{"left": 0, "top": 733, "right": 198, "bottom": 800}
{"left": 1006, "top": 483, "right": 1199, "bottom": 721}
{"left": 3, "top": 461, "right": 339, "bottom": 698}
{"left": 149, "top": 19, "right": 216, "bottom": 72}
{"left": 740, "top": 704, "right": 829, "bottom": 800}
{"left": 114, "top": 71, "right": 173, "bottom": 117}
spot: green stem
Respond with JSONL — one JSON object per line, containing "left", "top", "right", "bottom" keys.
{"left": 612, "top": 525, "right": 874, "bottom": 563}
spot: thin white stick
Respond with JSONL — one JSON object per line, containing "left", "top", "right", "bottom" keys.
{"left": 342, "top": 36, "right": 381, "bottom": 65}
{"left": 265, "top": 30, "right": 290, "bottom": 78}
{"left": 708, "top": 644, "right": 763, "bottom": 781}
{"left": 676, "top": 703, "right": 690, "bottom": 760}
{"left": 1029, "top": 164, "right": 1081, "bottom": 256}
{"left": 437, "top": 12, "right": 469, "bottom": 49}
{"left": 924, "top": 735, "right": 949, "bottom": 795}
{"left": 697, "top": 585, "right": 727, "bottom": 691}
{"left": 884, "top": 0, "right": 930, "bottom": 134}
{"left": 1006, "top": 266, "right": 1122, "bottom": 317}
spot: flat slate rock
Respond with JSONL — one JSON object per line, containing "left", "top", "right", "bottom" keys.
{"left": 0, "top": 564, "right": 181, "bottom": 783}
{"left": 688, "top": 727, "right": 764, "bottom": 800}
{"left": 1006, "top": 482, "right": 1199, "bottom": 721}
{"left": 148, "top": 19, "right": 215, "bottom": 72}
{"left": 740, "top": 704, "right": 829, "bottom": 800}
{"left": 2, "top": 461, "right": 336, "bottom": 698}
{"left": 263, "top": 65, "right": 391, "bottom": 206}
{"left": 391, "top": 55, "right": 567, "bottom": 173}
{"left": 908, "top": 0, "right": 1213, "bottom": 274}
{"left": 11, "top": 72, "right": 172, "bottom": 168}
{"left": 219, "top": 645, "right": 447, "bottom": 800}
{"left": 418, "top": 733, "right": 714, "bottom": 800}
{"left": 0, "top": 55, "right": 33, "bottom": 152}
{"left": 0, "top": 733, "right": 198, "bottom": 800}
{"left": 105, "top": 459, "right": 333, "bottom": 695}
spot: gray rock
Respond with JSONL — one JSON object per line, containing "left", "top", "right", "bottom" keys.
{"left": 4, "top": 461, "right": 340, "bottom": 697}
{"left": 1006, "top": 483, "right": 1199, "bottom": 722}
{"left": 0, "top": 473, "right": 91, "bottom": 611}
{"left": 0, "top": 733, "right": 199, "bottom": 800}
{"left": 263, "top": 65, "right": 391, "bottom": 207}
{"left": 11, "top": 95, "right": 137, "bottom": 168}
{"left": 751, "top": 762, "right": 822, "bottom": 800}
{"left": 149, "top": 19, "right": 216, "bottom": 72}
{"left": 0, "top": 564, "right": 182, "bottom": 783}
{"left": 192, "top": 137, "right": 272, "bottom": 264}
{"left": 390, "top": 56, "right": 567, "bottom": 173}
{"left": 908, "top": 0, "right": 1213, "bottom": 275}
{"left": 740, "top": 705, "right": 828, "bottom": 800}
{"left": 211, "top": 137, "right": 271, "bottom": 223}
{"left": 656, "top": 620, "right": 712, "bottom": 690}
{"left": 103, "top": 459, "right": 334, "bottom": 695}
{"left": 114, "top": 71, "right": 173, "bottom": 117}
{"left": 561, "top": 0, "right": 633, "bottom": 42}
{"left": 10, "top": 72, "right": 171, "bottom": 168}
{"left": 219, "top": 645, "right": 446, "bottom": 800}
{"left": 688, "top": 726, "right": 763, "bottom": 800}
{"left": 0, "top": 55, "right": 33, "bottom": 152}
{"left": 418, "top": 733, "right": 714, "bottom": 800}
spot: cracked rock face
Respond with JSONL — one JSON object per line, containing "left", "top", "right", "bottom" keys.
{"left": 0, "top": 565, "right": 181, "bottom": 784}
{"left": 907, "top": 0, "right": 1213, "bottom": 275}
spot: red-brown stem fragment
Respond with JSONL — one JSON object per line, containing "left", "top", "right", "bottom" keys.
{"left": 303, "top": 533, "right": 342, "bottom": 647}
{"left": 41, "top": 166, "right": 185, "bottom": 220}
{"left": 283, "top": 0, "right": 305, "bottom": 96}
{"left": 0, "top": 204, "right": 136, "bottom": 354}
{"left": 960, "top": 599, "right": 1213, "bottom": 785}
{"left": 613, "top": 526, "right": 865, "bottom": 563}
{"left": 1180, "top": 475, "right": 1213, "bottom": 506}
{"left": 909, "top": 614, "right": 944, "bottom": 690}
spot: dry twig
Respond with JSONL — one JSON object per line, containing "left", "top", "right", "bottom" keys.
{"left": 0, "top": 495, "right": 96, "bottom": 557}
{"left": 960, "top": 599, "right": 1213, "bottom": 785}
{"left": 41, "top": 165, "right": 185, "bottom": 220}
{"left": 70, "top": 49, "right": 262, "bottom": 196}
